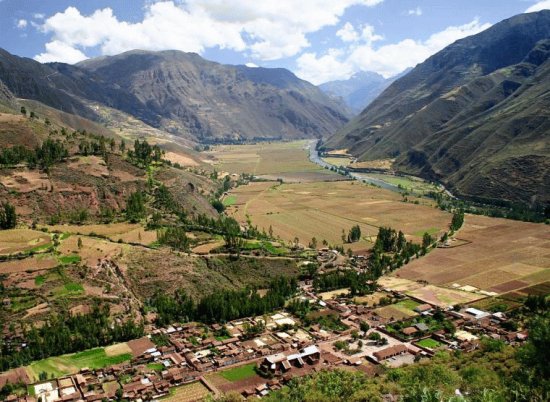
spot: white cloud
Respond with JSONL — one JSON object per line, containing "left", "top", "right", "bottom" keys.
{"left": 34, "top": 0, "right": 384, "bottom": 63}
{"left": 296, "top": 18, "right": 491, "bottom": 84}
{"left": 337, "top": 22, "right": 382, "bottom": 45}
{"left": 525, "top": 0, "right": 550, "bottom": 12}
{"left": 33, "top": 13, "right": 45, "bottom": 20}
{"left": 245, "top": 62, "right": 259, "bottom": 68}
{"left": 407, "top": 7, "right": 422, "bottom": 16}
{"left": 337, "top": 22, "right": 359, "bottom": 42}
{"left": 35, "top": 40, "right": 88, "bottom": 64}
{"left": 16, "top": 19, "right": 27, "bottom": 29}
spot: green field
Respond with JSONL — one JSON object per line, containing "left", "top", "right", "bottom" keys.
{"left": 219, "top": 363, "right": 258, "bottom": 382}
{"left": 147, "top": 362, "right": 165, "bottom": 372}
{"left": 34, "top": 275, "right": 45, "bottom": 286}
{"left": 393, "top": 299, "right": 421, "bottom": 313}
{"left": 417, "top": 338, "right": 443, "bottom": 349}
{"left": 242, "top": 240, "right": 288, "bottom": 255}
{"left": 27, "top": 348, "right": 132, "bottom": 380}
{"left": 58, "top": 254, "right": 81, "bottom": 264}
{"left": 413, "top": 227, "right": 440, "bottom": 238}
{"left": 222, "top": 195, "right": 237, "bottom": 206}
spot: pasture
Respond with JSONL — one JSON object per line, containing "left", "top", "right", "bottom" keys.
{"left": 26, "top": 347, "right": 131, "bottom": 381}
{"left": 226, "top": 180, "right": 450, "bottom": 250}
{"left": 395, "top": 214, "right": 550, "bottom": 296}
{"left": 219, "top": 363, "right": 258, "bottom": 382}
{"left": 205, "top": 141, "right": 340, "bottom": 182}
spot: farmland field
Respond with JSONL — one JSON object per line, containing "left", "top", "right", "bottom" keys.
{"left": 219, "top": 363, "right": 258, "bottom": 382}
{"left": 162, "top": 381, "right": 211, "bottom": 402}
{"left": 378, "top": 277, "right": 482, "bottom": 308}
{"left": 205, "top": 140, "right": 341, "bottom": 182}
{"left": 226, "top": 180, "right": 450, "bottom": 251}
{"left": 26, "top": 347, "right": 131, "bottom": 381}
{"left": 395, "top": 214, "right": 550, "bottom": 295}
{"left": 0, "top": 229, "right": 51, "bottom": 255}
{"left": 44, "top": 222, "right": 157, "bottom": 245}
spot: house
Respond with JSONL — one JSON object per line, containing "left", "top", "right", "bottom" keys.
{"left": 259, "top": 345, "right": 320, "bottom": 375}
{"left": 414, "top": 304, "right": 433, "bottom": 313}
{"left": 414, "top": 323, "right": 429, "bottom": 332}
{"left": 402, "top": 327, "right": 418, "bottom": 336}
{"left": 373, "top": 344, "right": 408, "bottom": 361}
{"left": 465, "top": 308, "right": 490, "bottom": 320}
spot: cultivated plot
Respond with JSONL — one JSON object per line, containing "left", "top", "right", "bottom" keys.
{"left": 395, "top": 214, "right": 550, "bottom": 295}
{"left": 205, "top": 141, "right": 340, "bottom": 182}
{"left": 226, "top": 180, "right": 450, "bottom": 250}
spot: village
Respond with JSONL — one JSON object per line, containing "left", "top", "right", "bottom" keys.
{"left": 1, "top": 247, "right": 530, "bottom": 402}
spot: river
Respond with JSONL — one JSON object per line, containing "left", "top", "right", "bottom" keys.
{"left": 306, "top": 140, "right": 402, "bottom": 192}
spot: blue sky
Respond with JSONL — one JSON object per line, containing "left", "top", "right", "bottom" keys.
{"left": 1, "top": 0, "right": 549, "bottom": 84}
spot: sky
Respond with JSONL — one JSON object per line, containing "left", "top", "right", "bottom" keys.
{"left": 1, "top": 0, "right": 549, "bottom": 85}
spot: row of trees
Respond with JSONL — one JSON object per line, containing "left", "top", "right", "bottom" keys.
{"left": 450, "top": 209, "right": 465, "bottom": 231}
{"left": 0, "top": 139, "right": 68, "bottom": 169}
{"left": 0, "top": 303, "right": 144, "bottom": 371}
{"left": 128, "top": 139, "right": 164, "bottom": 166}
{"left": 150, "top": 276, "right": 297, "bottom": 326}
{"left": 0, "top": 202, "right": 16, "bottom": 229}
{"left": 313, "top": 270, "right": 377, "bottom": 296}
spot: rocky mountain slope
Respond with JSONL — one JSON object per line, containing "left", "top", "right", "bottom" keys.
{"left": 320, "top": 70, "right": 409, "bottom": 113}
{"left": 326, "top": 11, "right": 550, "bottom": 207}
{"left": 0, "top": 49, "right": 349, "bottom": 143}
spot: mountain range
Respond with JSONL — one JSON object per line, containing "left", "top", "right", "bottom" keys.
{"left": 0, "top": 49, "right": 350, "bottom": 143}
{"left": 319, "top": 69, "right": 410, "bottom": 113}
{"left": 326, "top": 10, "right": 550, "bottom": 207}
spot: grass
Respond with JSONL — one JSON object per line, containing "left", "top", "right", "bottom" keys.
{"left": 35, "top": 275, "right": 45, "bottom": 286}
{"left": 417, "top": 338, "right": 442, "bottom": 349}
{"left": 28, "top": 242, "right": 53, "bottom": 253}
{"left": 242, "top": 240, "right": 287, "bottom": 256}
{"left": 54, "top": 282, "right": 84, "bottom": 298}
{"left": 10, "top": 296, "right": 37, "bottom": 312}
{"left": 58, "top": 254, "right": 81, "bottom": 264}
{"left": 147, "top": 363, "right": 165, "bottom": 372}
{"left": 394, "top": 299, "right": 421, "bottom": 311}
{"left": 413, "top": 227, "right": 440, "bottom": 237}
{"left": 219, "top": 363, "right": 258, "bottom": 382}
{"left": 223, "top": 195, "right": 237, "bottom": 206}
{"left": 28, "top": 348, "right": 132, "bottom": 380}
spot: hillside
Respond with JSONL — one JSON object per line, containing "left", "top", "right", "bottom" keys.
{"left": 320, "top": 69, "right": 409, "bottom": 113}
{"left": 326, "top": 11, "right": 550, "bottom": 207}
{"left": 0, "top": 48, "right": 349, "bottom": 143}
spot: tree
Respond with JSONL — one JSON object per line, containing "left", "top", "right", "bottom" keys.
{"left": 20, "top": 106, "right": 26, "bottom": 116}
{"left": 360, "top": 321, "right": 370, "bottom": 332}
{"left": 211, "top": 199, "right": 225, "bottom": 213}
{"left": 0, "top": 202, "right": 17, "bottom": 229}
{"left": 125, "top": 191, "right": 146, "bottom": 223}
{"left": 310, "top": 237, "right": 318, "bottom": 249}
{"left": 348, "top": 225, "right": 361, "bottom": 243}
{"left": 119, "top": 140, "right": 126, "bottom": 153}
{"left": 222, "top": 217, "right": 244, "bottom": 254}
{"left": 422, "top": 232, "right": 433, "bottom": 250}
{"left": 450, "top": 210, "right": 465, "bottom": 231}
{"left": 77, "top": 237, "right": 83, "bottom": 249}
{"left": 158, "top": 226, "right": 189, "bottom": 251}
